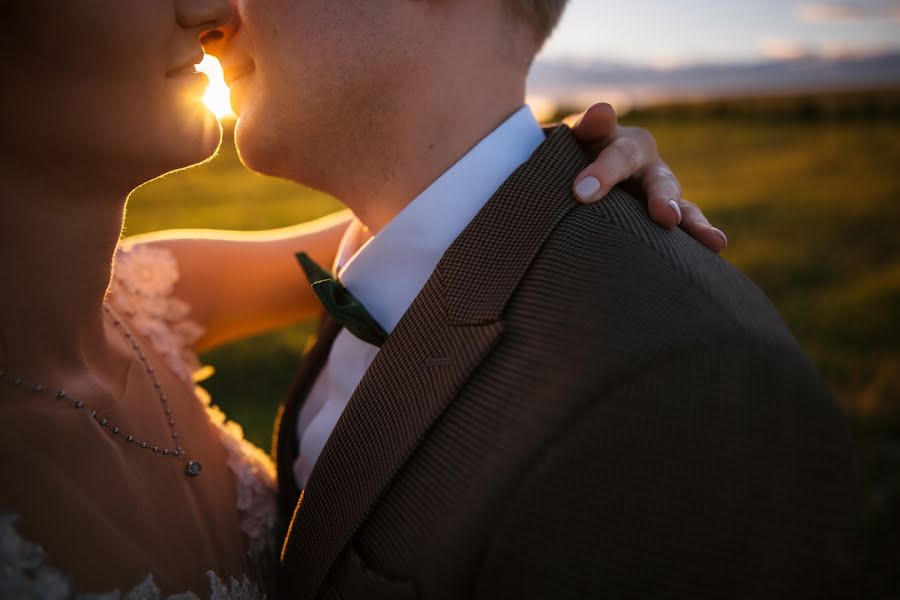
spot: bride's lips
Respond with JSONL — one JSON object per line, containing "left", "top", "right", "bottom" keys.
{"left": 167, "top": 52, "right": 206, "bottom": 78}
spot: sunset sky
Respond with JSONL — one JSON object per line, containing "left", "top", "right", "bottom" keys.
{"left": 539, "top": 0, "right": 900, "bottom": 66}
{"left": 199, "top": 1, "right": 900, "bottom": 117}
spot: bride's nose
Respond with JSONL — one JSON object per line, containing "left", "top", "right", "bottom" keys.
{"left": 176, "top": 0, "right": 232, "bottom": 34}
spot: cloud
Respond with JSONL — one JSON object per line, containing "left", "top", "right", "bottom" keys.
{"left": 820, "top": 41, "right": 900, "bottom": 58}
{"left": 761, "top": 37, "right": 815, "bottom": 60}
{"left": 760, "top": 36, "right": 900, "bottom": 61}
{"left": 796, "top": 2, "right": 900, "bottom": 23}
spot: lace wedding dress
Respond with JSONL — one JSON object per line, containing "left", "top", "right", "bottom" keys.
{"left": 1, "top": 245, "right": 280, "bottom": 600}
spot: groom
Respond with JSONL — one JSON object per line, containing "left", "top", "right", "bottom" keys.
{"left": 216, "top": 1, "right": 859, "bottom": 598}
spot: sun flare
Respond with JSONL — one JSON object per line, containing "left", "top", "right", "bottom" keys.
{"left": 197, "top": 55, "right": 234, "bottom": 119}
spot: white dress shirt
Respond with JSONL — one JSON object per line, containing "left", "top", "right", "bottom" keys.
{"left": 293, "top": 106, "right": 546, "bottom": 490}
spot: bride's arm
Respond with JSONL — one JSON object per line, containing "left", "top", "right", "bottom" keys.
{"left": 122, "top": 107, "right": 726, "bottom": 354}
{"left": 121, "top": 210, "right": 353, "bottom": 353}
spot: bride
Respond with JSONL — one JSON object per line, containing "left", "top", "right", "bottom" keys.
{"left": 0, "top": 0, "right": 722, "bottom": 597}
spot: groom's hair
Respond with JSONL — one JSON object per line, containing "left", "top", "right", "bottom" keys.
{"left": 506, "top": 0, "right": 569, "bottom": 48}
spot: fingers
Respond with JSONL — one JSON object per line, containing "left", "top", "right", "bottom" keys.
{"left": 568, "top": 104, "right": 726, "bottom": 253}
{"left": 642, "top": 163, "right": 684, "bottom": 230}
{"left": 573, "top": 129, "right": 656, "bottom": 204}
{"left": 570, "top": 103, "right": 618, "bottom": 146}
{"left": 677, "top": 199, "right": 728, "bottom": 254}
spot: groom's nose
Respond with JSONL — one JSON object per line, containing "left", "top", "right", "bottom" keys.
{"left": 201, "top": 12, "right": 240, "bottom": 59}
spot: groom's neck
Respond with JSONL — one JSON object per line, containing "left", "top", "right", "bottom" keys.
{"left": 340, "top": 58, "right": 530, "bottom": 233}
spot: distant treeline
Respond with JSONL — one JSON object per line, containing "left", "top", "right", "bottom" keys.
{"left": 552, "top": 87, "right": 900, "bottom": 123}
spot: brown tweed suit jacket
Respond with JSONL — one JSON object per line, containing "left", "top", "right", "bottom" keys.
{"left": 274, "top": 126, "right": 860, "bottom": 599}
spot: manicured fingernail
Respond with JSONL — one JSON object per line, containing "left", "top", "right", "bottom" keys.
{"left": 575, "top": 177, "right": 602, "bottom": 203}
{"left": 668, "top": 200, "right": 682, "bottom": 225}
{"left": 710, "top": 227, "right": 728, "bottom": 248}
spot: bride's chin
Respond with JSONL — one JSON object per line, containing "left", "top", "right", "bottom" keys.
{"left": 165, "top": 106, "right": 224, "bottom": 169}
{"left": 133, "top": 121, "right": 222, "bottom": 189}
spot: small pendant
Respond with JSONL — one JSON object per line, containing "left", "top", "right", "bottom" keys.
{"left": 185, "top": 461, "right": 202, "bottom": 477}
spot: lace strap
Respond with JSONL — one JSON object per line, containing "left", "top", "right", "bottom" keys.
{"left": 108, "top": 245, "right": 206, "bottom": 383}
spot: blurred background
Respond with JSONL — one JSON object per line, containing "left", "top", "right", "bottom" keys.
{"left": 127, "top": 0, "right": 900, "bottom": 594}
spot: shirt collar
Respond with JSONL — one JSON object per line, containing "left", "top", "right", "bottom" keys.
{"left": 336, "top": 105, "right": 545, "bottom": 334}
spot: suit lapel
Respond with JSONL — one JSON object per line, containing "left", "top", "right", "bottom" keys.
{"left": 274, "top": 315, "right": 343, "bottom": 519}
{"left": 280, "top": 126, "right": 592, "bottom": 599}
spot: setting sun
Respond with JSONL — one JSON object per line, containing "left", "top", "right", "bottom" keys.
{"left": 197, "top": 55, "right": 234, "bottom": 119}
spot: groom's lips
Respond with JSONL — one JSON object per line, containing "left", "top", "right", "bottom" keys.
{"left": 224, "top": 63, "right": 255, "bottom": 87}
{"left": 225, "top": 62, "right": 255, "bottom": 114}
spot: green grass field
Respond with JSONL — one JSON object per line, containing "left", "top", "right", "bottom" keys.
{"left": 127, "top": 97, "right": 900, "bottom": 592}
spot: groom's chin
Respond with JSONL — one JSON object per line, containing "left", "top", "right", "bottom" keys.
{"left": 233, "top": 113, "right": 300, "bottom": 182}
{"left": 233, "top": 115, "right": 276, "bottom": 176}
{"left": 232, "top": 109, "right": 336, "bottom": 196}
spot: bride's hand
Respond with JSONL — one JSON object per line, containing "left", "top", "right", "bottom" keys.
{"left": 569, "top": 103, "right": 728, "bottom": 254}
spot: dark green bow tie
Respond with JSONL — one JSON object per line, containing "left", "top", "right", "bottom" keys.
{"left": 297, "top": 252, "right": 388, "bottom": 348}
